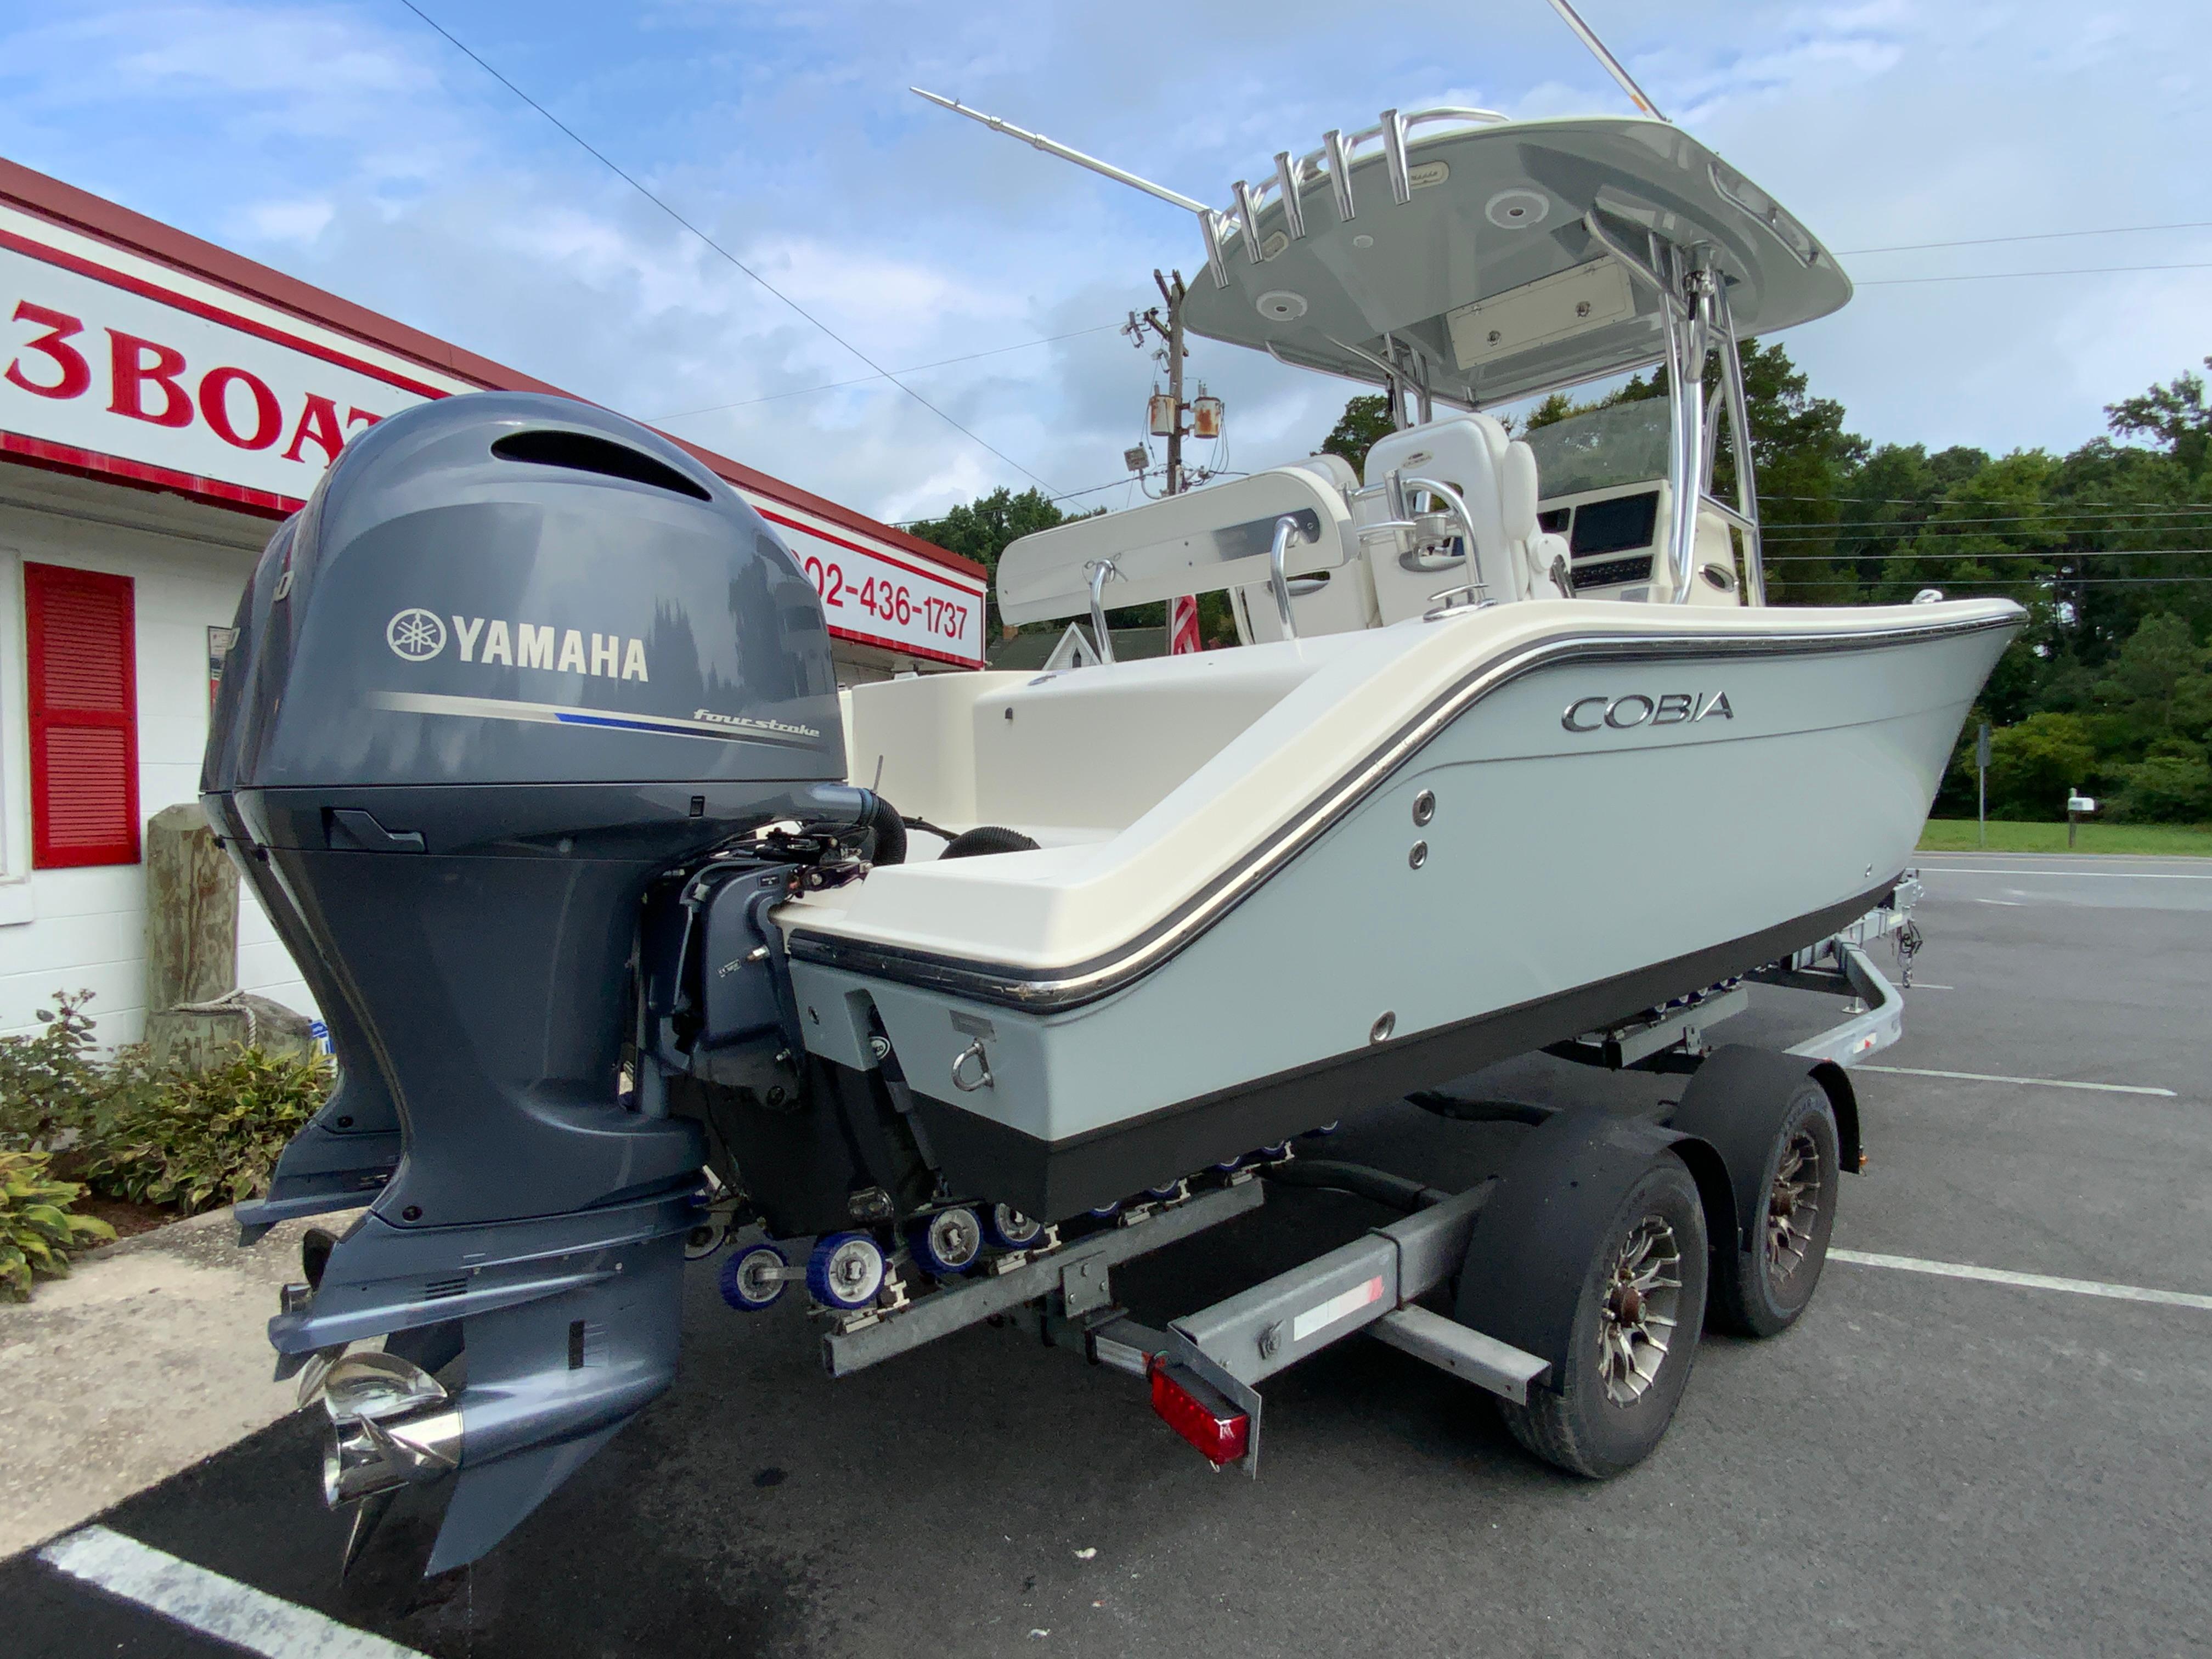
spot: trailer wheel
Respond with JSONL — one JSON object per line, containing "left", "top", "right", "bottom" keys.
{"left": 1709, "top": 1084, "right": 1839, "bottom": 1338}
{"left": 1496, "top": 1156, "right": 1708, "bottom": 1479}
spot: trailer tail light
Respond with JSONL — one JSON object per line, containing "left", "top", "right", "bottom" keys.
{"left": 1149, "top": 1361, "right": 1249, "bottom": 1467}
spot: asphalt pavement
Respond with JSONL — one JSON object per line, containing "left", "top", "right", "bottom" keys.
{"left": 7, "top": 850, "right": 2208, "bottom": 1657}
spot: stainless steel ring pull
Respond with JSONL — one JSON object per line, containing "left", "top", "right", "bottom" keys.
{"left": 950, "top": 1038, "right": 995, "bottom": 1092}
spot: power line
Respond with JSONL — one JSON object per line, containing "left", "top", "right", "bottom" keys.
{"left": 1858, "top": 261, "right": 2212, "bottom": 286}
{"left": 393, "top": 1, "right": 1057, "bottom": 493}
{"left": 1885, "top": 576, "right": 2212, "bottom": 586}
{"left": 1767, "top": 571, "right": 2212, "bottom": 585}
{"left": 646, "top": 324, "right": 1123, "bottom": 422}
{"left": 1780, "top": 508, "right": 2212, "bottom": 531}
{"left": 1835, "top": 220, "right": 2212, "bottom": 257}
{"left": 1763, "top": 492, "right": 2212, "bottom": 509}
{"left": 891, "top": 469, "right": 1251, "bottom": 528}
{"left": 1769, "top": 555, "right": 2212, "bottom": 571}
{"left": 1767, "top": 518, "right": 2212, "bottom": 538}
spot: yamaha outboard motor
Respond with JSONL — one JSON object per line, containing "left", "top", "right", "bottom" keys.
{"left": 204, "top": 392, "right": 890, "bottom": 1573}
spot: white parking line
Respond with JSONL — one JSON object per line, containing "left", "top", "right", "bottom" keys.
{"left": 1831, "top": 1250, "right": 2212, "bottom": 1311}
{"left": 1920, "top": 866, "right": 2212, "bottom": 879}
{"left": 1857, "top": 1064, "right": 2176, "bottom": 1097}
{"left": 38, "top": 1526, "right": 424, "bottom": 1658}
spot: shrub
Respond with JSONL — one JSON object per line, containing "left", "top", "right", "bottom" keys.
{"left": 1, "top": 1149, "right": 115, "bottom": 1300}
{"left": 83, "top": 1046, "right": 331, "bottom": 1214}
{"left": 1984, "top": 712, "right": 2099, "bottom": 820}
{"left": 0, "top": 990, "right": 109, "bottom": 1152}
{"left": 2107, "top": 754, "right": 2212, "bottom": 824}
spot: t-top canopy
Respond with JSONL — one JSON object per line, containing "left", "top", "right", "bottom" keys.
{"left": 1180, "top": 114, "right": 1851, "bottom": 407}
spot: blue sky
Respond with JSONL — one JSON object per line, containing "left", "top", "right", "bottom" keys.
{"left": 2, "top": 1, "right": 2206, "bottom": 523}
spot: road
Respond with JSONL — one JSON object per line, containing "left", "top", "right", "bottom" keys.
{"left": 8, "top": 850, "right": 2209, "bottom": 1657}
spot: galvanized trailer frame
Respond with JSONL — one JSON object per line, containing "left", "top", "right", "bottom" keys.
{"left": 795, "top": 889, "right": 1922, "bottom": 1471}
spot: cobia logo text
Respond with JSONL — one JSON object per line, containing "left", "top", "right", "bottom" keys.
{"left": 1561, "top": 691, "right": 1733, "bottom": 733}
{"left": 386, "top": 610, "right": 649, "bottom": 681}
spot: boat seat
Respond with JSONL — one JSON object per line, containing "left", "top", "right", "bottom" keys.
{"left": 1362, "top": 413, "right": 1564, "bottom": 622}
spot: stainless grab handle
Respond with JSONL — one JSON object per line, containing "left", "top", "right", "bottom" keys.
{"left": 1398, "top": 475, "right": 1488, "bottom": 605}
{"left": 1085, "top": 560, "right": 1119, "bottom": 663}
{"left": 1268, "top": 515, "right": 1306, "bottom": 640}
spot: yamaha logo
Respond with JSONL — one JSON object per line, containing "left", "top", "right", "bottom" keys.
{"left": 382, "top": 610, "right": 651, "bottom": 681}
{"left": 386, "top": 608, "right": 447, "bottom": 661}
{"left": 1562, "top": 691, "right": 1733, "bottom": 733}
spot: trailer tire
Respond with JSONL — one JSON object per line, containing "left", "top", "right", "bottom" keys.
{"left": 1708, "top": 1083, "right": 1838, "bottom": 1338}
{"left": 1496, "top": 1155, "right": 1707, "bottom": 1480}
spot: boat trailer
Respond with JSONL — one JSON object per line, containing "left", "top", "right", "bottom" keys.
{"left": 705, "top": 886, "right": 1921, "bottom": 1476}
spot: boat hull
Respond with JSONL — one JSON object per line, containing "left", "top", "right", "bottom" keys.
{"left": 791, "top": 613, "right": 2017, "bottom": 1218}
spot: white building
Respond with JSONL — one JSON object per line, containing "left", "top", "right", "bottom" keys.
{"left": 0, "top": 156, "right": 985, "bottom": 1044}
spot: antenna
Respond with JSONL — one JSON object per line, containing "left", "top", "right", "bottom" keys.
{"left": 1543, "top": 0, "right": 1668, "bottom": 122}
{"left": 909, "top": 88, "right": 1214, "bottom": 215}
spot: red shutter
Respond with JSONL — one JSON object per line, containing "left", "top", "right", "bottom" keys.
{"left": 26, "top": 562, "right": 140, "bottom": 868}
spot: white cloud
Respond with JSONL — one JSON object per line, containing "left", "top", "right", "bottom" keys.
{"left": 240, "top": 196, "right": 334, "bottom": 242}
{"left": 0, "top": 0, "right": 2203, "bottom": 523}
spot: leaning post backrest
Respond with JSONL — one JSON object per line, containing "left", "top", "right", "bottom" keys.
{"left": 1361, "top": 413, "right": 1519, "bottom": 624}
{"left": 996, "top": 467, "right": 1357, "bottom": 627}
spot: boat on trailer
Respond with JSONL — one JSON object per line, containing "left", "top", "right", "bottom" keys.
{"left": 206, "top": 38, "right": 2023, "bottom": 1580}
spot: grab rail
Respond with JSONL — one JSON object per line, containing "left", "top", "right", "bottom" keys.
{"left": 1267, "top": 516, "right": 1306, "bottom": 640}
{"left": 1086, "top": 559, "right": 1120, "bottom": 663}
{"left": 1398, "top": 474, "right": 1490, "bottom": 608}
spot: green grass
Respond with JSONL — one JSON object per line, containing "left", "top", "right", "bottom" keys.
{"left": 1917, "top": 819, "right": 2212, "bottom": 856}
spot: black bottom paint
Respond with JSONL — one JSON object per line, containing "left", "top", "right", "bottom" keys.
{"left": 911, "top": 879, "right": 1901, "bottom": 1219}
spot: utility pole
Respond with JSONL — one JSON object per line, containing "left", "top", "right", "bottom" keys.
{"left": 1125, "top": 269, "right": 1210, "bottom": 654}
{"left": 1125, "top": 269, "right": 1192, "bottom": 495}
{"left": 1158, "top": 269, "right": 1186, "bottom": 497}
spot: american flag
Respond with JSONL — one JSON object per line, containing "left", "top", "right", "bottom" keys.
{"left": 1169, "top": 594, "right": 1201, "bottom": 654}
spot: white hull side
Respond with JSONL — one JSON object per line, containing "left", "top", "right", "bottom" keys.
{"left": 793, "top": 617, "right": 2012, "bottom": 1170}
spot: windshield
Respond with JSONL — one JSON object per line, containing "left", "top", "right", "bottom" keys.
{"left": 1522, "top": 398, "right": 1670, "bottom": 499}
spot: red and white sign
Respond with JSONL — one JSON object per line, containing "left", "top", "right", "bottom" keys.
{"left": 0, "top": 203, "right": 985, "bottom": 667}
{"left": 1, "top": 236, "right": 439, "bottom": 513}
{"left": 751, "top": 495, "right": 984, "bottom": 667}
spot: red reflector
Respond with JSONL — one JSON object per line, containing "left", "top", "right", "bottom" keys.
{"left": 1149, "top": 1362, "right": 1249, "bottom": 1467}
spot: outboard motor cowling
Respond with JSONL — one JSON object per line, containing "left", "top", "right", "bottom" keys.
{"left": 203, "top": 392, "right": 860, "bottom": 1573}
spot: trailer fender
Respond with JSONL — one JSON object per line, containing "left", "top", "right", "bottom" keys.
{"left": 1453, "top": 1102, "right": 1730, "bottom": 1387}
{"left": 1811, "top": 1060, "right": 1863, "bottom": 1175}
{"left": 1666, "top": 1046, "right": 1855, "bottom": 1254}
